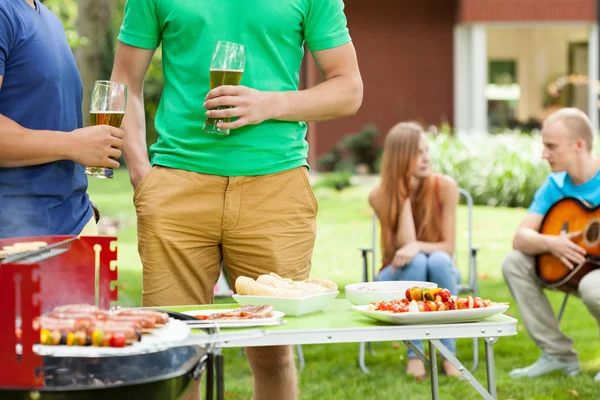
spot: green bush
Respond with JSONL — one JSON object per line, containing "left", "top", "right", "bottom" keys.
{"left": 317, "top": 124, "right": 381, "bottom": 173}
{"left": 428, "top": 133, "right": 550, "bottom": 208}
{"left": 312, "top": 172, "right": 353, "bottom": 191}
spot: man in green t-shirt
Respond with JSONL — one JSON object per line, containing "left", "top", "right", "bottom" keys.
{"left": 111, "top": 1, "right": 362, "bottom": 398}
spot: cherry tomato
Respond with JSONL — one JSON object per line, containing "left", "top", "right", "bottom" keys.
{"left": 438, "top": 289, "right": 451, "bottom": 302}
{"left": 110, "top": 332, "right": 126, "bottom": 348}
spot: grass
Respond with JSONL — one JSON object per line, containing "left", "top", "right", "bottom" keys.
{"left": 87, "top": 173, "right": 600, "bottom": 400}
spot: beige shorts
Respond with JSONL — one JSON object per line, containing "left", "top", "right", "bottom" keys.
{"left": 134, "top": 166, "right": 318, "bottom": 307}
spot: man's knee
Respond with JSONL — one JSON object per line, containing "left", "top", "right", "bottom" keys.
{"left": 501, "top": 250, "right": 532, "bottom": 280}
{"left": 579, "top": 273, "right": 600, "bottom": 313}
{"left": 245, "top": 346, "right": 295, "bottom": 374}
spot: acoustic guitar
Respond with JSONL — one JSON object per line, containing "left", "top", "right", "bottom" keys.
{"left": 535, "top": 197, "right": 600, "bottom": 293}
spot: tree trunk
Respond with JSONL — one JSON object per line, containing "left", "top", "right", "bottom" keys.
{"left": 76, "top": 0, "right": 114, "bottom": 126}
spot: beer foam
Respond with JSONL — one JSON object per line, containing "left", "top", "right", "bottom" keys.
{"left": 89, "top": 111, "right": 126, "bottom": 114}
{"left": 210, "top": 69, "right": 244, "bottom": 73}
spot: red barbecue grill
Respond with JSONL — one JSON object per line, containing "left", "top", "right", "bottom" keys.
{"left": 0, "top": 235, "right": 209, "bottom": 400}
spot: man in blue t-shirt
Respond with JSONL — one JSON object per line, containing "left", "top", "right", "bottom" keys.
{"left": 502, "top": 108, "right": 600, "bottom": 382}
{"left": 0, "top": 0, "right": 124, "bottom": 239}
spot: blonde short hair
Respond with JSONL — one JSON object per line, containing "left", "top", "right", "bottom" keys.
{"left": 543, "top": 107, "right": 595, "bottom": 151}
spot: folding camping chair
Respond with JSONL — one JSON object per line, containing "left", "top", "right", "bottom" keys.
{"left": 357, "top": 188, "right": 480, "bottom": 373}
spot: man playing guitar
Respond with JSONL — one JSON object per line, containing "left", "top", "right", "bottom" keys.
{"left": 502, "top": 108, "right": 600, "bottom": 381}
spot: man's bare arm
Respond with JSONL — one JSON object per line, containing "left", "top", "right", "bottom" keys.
{"left": 513, "top": 212, "right": 586, "bottom": 268}
{"left": 274, "top": 42, "right": 363, "bottom": 121}
{"left": 0, "top": 112, "right": 74, "bottom": 167}
{"left": 513, "top": 213, "right": 551, "bottom": 255}
{"left": 110, "top": 42, "right": 156, "bottom": 188}
{"left": 0, "top": 76, "right": 123, "bottom": 168}
{"left": 204, "top": 42, "right": 363, "bottom": 130}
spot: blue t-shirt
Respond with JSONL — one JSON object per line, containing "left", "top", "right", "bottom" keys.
{"left": 528, "top": 170, "right": 600, "bottom": 215}
{"left": 0, "top": 0, "right": 92, "bottom": 238}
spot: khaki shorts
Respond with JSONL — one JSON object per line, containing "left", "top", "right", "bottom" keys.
{"left": 134, "top": 166, "right": 318, "bottom": 307}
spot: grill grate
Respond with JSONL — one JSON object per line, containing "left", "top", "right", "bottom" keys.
{"left": 1, "top": 237, "right": 78, "bottom": 265}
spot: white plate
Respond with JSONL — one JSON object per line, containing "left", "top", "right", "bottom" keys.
{"left": 33, "top": 318, "right": 191, "bottom": 357}
{"left": 181, "top": 309, "right": 286, "bottom": 328}
{"left": 352, "top": 303, "right": 510, "bottom": 325}
{"left": 345, "top": 281, "right": 438, "bottom": 305}
{"left": 232, "top": 291, "right": 339, "bottom": 316}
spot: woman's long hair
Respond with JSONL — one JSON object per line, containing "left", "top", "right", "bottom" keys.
{"left": 379, "top": 122, "right": 441, "bottom": 265}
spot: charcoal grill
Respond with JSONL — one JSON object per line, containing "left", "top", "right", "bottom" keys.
{"left": 0, "top": 235, "right": 233, "bottom": 400}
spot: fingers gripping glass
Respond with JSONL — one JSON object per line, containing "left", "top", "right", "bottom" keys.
{"left": 203, "top": 41, "right": 246, "bottom": 136}
{"left": 87, "top": 80, "right": 128, "bottom": 179}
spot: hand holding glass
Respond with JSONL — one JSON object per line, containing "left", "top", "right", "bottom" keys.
{"left": 203, "top": 41, "right": 246, "bottom": 136}
{"left": 87, "top": 80, "right": 128, "bottom": 178}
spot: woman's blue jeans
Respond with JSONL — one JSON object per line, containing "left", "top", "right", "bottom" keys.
{"left": 375, "top": 251, "right": 461, "bottom": 359}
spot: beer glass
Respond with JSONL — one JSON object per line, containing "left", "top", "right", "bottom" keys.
{"left": 87, "top": 80, "right": 128, "bottom": 179}
{"left": 203, "top": 41, "right": 246, "bottom": 136}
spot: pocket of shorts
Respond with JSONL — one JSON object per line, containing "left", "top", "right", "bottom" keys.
{"left": 133, "top": 166, "right": 158, "bottom": 204}
{"left": 298, "top": 167, "right": 319, "bottom": 215}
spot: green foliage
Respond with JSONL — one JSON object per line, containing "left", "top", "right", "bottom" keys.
{"left": 317, "top": 124, "right": 381, "bottom": 173}
{"left": 312, "top": 172, "right": 353, "bottom": 191}
{"left": 428, "top": 133, "right": 550, "bottom": 208}
{"left": 43, "top": 0, "right": 87, "bottom": 48}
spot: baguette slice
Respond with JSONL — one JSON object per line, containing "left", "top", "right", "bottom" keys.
{"left": 246, "top": 280, "right": 278, "bottom": 296}
{"left": 235, "top": 276, "right": 255, "bottom": 295}
{"left": 256, "top": 274, "right": 290, "bottom": 290}
{"left": 303, "top": 278, "right": 338, "bottom": 292}
{"left": 292, "top": 281, "right": 328, "bottom": 295}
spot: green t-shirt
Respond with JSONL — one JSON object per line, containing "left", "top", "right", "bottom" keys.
{"left": 118, "top": 0, "right": 352, "bottom": 176}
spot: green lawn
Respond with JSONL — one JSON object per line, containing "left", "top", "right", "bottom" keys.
{"left": 88, "top": 173, "right": 600, "bottom": 400}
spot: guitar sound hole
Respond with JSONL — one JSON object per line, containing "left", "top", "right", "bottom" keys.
{"left": 586, "top": 221, "right": 600, "bottom": 243}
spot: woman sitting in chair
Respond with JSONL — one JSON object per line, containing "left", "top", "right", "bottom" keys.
{"left": 369, "top": 121, "right": 461, "bottom": 379}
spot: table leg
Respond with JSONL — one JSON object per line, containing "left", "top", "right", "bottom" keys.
{"left": 403, "top": 340, "right": 429, "bottom": 366}
{"left": 403, "top": 340, "right": 439, "bottom": 400}
{"left": 358, "top": 342, "right": 370, "bottom": 374}
{"left": 216, "top": 353, "right": 225, "bottom": 400}
{"left": 429, "top": 339, "right": 496, "bottom": 400}
{"left": 428, "top": 341, "right": 439, "bottom": 400}
{"left": 206, "top": 353, "right": 214, "bottom": 400}
{"left": 484, "top": 337, "right": 498, "bottom": 399}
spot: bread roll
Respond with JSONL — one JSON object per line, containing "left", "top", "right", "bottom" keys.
{"left": 235, "top": 276, "right": 255, "bottom": 295}
{"left": 303, "top": 278, "right": 338, "bottom": 292}
{"left": 292, "top": 281, "right": 328, "bottom": 295}
{"left": 247, "top": 281, "right": 278, "bottom": 296}
{"left": 269, "top": 272, "right": 284, "bottom": 280}
{"left": 257, "top": 275, "right": 293, "bottom": 291}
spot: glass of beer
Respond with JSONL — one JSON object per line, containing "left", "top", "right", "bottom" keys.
{"left": 87, "top": 80, "right": 128, "bottom": 179}
{"left": 203, "top": 41, "right": 246, "bottom": 136}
